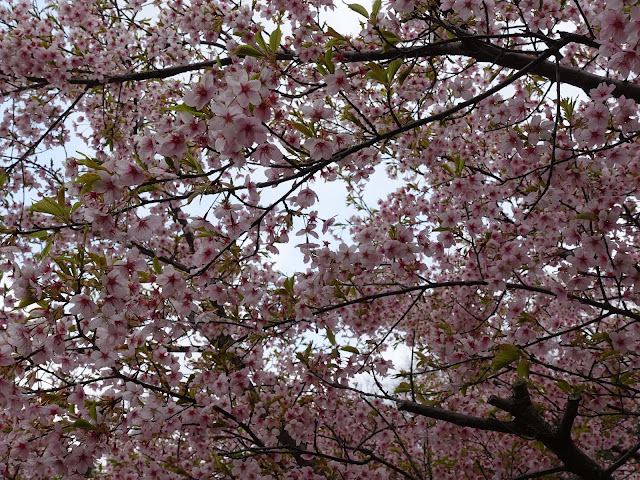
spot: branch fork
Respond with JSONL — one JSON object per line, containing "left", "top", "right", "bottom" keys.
{"left": 398, "top": 381, "right": 606, "bottom": 479}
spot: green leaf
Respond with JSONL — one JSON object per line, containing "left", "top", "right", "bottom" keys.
{"left": 57, "top": 185, "right": 65, "bottom": 207}
{"left": 181, "top": 153, "right": 204, "bottom": 174}
{"left": 167, "top": 103, "right": 204, "bottom": 116}
{"left": 388, "top": 58, "right": 403, "bottom": 84}
{"left": 366, "top": 62, "right": 388, "bottom": 84}
{"left": 516, "top": 359, "right": 530, "bottom": 379}
{"left": 70, "top": 419, "right": 96, "bottom": 431}
{"left": 38, "top": 235, "right": 55, "bottom": 260}
{"left": 254, "top": 29, "right": 268, "bottom": 52}
{"left": 164, "top": 157, "right": 176, "bottom": 173}
{"left": 284, "top": 275, "right": 295, "bottom": 295}
{"left": 89, "top": 403, "right": 98, "bottom": 421}
{"left": 491, "top": 344, "right": 521, "bottom": 372}
{"left": 54, "top": 257, "right": 72, "bottom": 275}
{"left": 560, "top": 97, "right": 576, "bottom": 121}
{"left": 600, "top": 349, "right": 620, "bottom": 361}
{"left": 76, "top": 156, "right": 105, "bottom": 170}
{"left": 325, "top": 27, "right": 345, "bottom": 40}
{"left": 70, "top": 201, "right": 83, "bottom": 214}
{"left": 341, "top": 345, "right": 360, "bottom": 354}
{"left": 17, "top": 296, "right": 39, "bottom": 309}
{"left": 232, "top": 45, "right": 265, "bottom": 58}
{"left": 325, "top": 326, "right": 336, "bottom": 346}
{"left": 576, "top": 212, "right": 598, "bottom": 221}
{"left": 152, "top": 256, "right": 162, "bottom": 274}
{"left": 80, "top": 175, "right": 100, "bottom": 194}
{"left": 291, "top": 121, "right": 314, "bottom": 137}
{"left": 28, "top": 231, "right": 48, "bottom": 240}
{"left": 326, "top": 38, "right": 345, "bottom": 49}
{"left": 269, "top": 26, "right": 282, "bottom": 53}
{"left": 296, "top": 342, "right": 313, "bottom": 363}
{"left": 397, "top": 63, "right": 414, "bottom": 85}
{"left": 441, "top": 164, "right": 455, "bottom": 177}
{"left": 332, "top": 285, "right": 346, "bottom": 299}
{"left": 454, "top": 156, "right": 466, "bottom": 177}
{"left": 347, "top": 3, "right": 368, "bottom": 17}
{"left": 379, "top": 29, "right": 401, "bottom": 47}
{"left": 394, "top": 381, "right": 412, "bottom": 394}
{"left": 30, "top": 197, "right": 69, "bottom": 220}
{"left": 371, "top": 0, "right": 382, "bottom": 18}
{"left": 342, "top": 109, "right": 363, "bottom": 128}
{"left": 556, "top": 379, "right": 571, "bottom": 393}
{"left": 324, "top": 48, "right": 335, "bottom": 74}
{"left": 74, "top": 172, "right": 101, "bottom": 184}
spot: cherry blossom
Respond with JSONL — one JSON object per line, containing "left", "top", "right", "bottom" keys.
{"left": 117, "top": 161, "right": 146, "bottom": 186}
{"left": 610, "top": 331, "right": 634, "bottom": 352}
{"left": 252, "top": 142, "right": 283, "bottom": 166}
{"left": 304, "top": 138, "right": 334, "bottom": 160}
{"left": 69, "top": 294, "right": 98, "bottom": 318}
{"left": 324, "top": 69, "right": 349, "bottom": 95}
{"left": 128, "top": 214, "right": 163, "bottom": 241}
{"left": 156, "top": 265, "right": 187, "bottom": 298}
{"left": 93, "top": 171, "right": 123, "bottom": 204}
{"left": 228, "top": 70, "right": 262, "bottom": 108}
{"left": 183, "top": 72, "right": 216, "bottom": 110}
{"left": 157, "top": 132, "right": 188, "bottom": 159}
{"left": 3, "top": 0, "right": 640, "bottom": 479}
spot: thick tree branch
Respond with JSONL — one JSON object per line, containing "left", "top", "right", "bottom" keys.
{"left": 20, "top": 36, "right": 640, "bottom": 103}
{"left": 506, "top": 466, "right": 568, "bottom": 480}
{"left": 605, "top": 437, "right": 640, "bottom": 477}
{"left": 397, "top": 400, "right": 514, "bottom": 433}
{"left": 312, "top": 280, "right": 640, "bottom": 323}
{"left": 557, "top": 393, "right": 582, "bottom": 441}
{"left": 400, "top": 381, "right": 607, "bottom": 480}
{"left": 489, "top": 382, "right": 605, "bottom": 480}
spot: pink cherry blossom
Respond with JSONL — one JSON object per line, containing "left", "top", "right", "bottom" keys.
{"left": 304, "top": 138, "right": 333, "bottom": 160}
{"left": 600, "top": 8, "right": 629, "bottom": 44}
{"left": 183, "top": 72, "right": 216, "bottom": 110}
{"left": 93, "top": 170, "right": 123, "bottom": 204}
{"left": 4, "top": 1, "right": 640, "bottom": 479}
{"left": 70, "top": 294, "right": 98, "bottom": 318}
{"left": 228, "top": 70, "right": 262, "bottom": 108}
{"left": 610, "top": 331, "right": 633, "bottom": 352}
{"left": 157, "top": 132, "right": 188, "bottom": 158}
{"left": 156, "top": 266, "right": 186, "bottom": 298}
{"left": 251, "top": 142, "right": 283, "bottom": 166}
{"left": 233, "top": 116, "right": 267, "bottom": 147}
{"left": 129, "top": 214, "right": 163, "bottom": 241}
{"left": 324, "top": 69, "right": 349, "bottom": 95}
{"left": 292, "top": 188, "right": 318, "bottom": 208}
{"left": 117, "top": 161, "right": 146, "bottom": 186}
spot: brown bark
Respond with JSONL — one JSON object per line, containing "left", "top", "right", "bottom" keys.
{"left": 20, "top": 34, "right": 640, "bottom": 103}
{"left": 399, "top": 381, "right": 608, "bottom": 480}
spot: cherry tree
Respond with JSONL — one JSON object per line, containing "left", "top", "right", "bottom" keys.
{"left": 2, "top": 0, "right": 640, "bottom": 478}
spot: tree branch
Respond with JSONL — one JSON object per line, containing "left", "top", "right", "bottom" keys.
{"left": 20, "top": 36, "right": 640, "bottom": 103}
{"left": 605, "top": 437, "right": 640, "bottom": 477}
{"left": 557, "top": 393, "right": 582, "bottom": 441}
{"left": 400, "top": 381, "right": 607, "bottom": 480}
{"left": 506, "top": 466, "right": 567, "bottom": 480}
{"left": 397, "top": 400, "right": 513, "bottom": 433}
{"left": 487, "top": 382, "right": 605, "bottom": 480}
